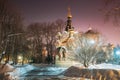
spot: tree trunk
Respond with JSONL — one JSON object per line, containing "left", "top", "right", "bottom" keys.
{"left": 84, "top": 60, "right": 89, "bottom": 67}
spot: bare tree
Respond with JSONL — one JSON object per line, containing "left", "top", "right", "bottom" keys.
{"left": 26, "top": 19, "right": 65, "bottom": 63}
{"left": 44, "top": 19, "right": 65, "bottom": 55}
{"left": 63, "top": 29, "right": 106, "bottom": 67}
{"left": 26, "top": 23, "right": 44, "bottom": 63}
{"left": 0, "top": 0, "right": 24, "bottom": 64}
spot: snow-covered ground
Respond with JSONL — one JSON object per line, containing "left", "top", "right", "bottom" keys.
{"left": 88, "top": 63, "right": 120, "bottom": 70}
{"left": 5, "top": 63, "right": 120, "bottom": 80}
{"left": 9, "top": 64, "right": 67, "bottom": 80}
{"left": 8, "top": 64, "right": 35, "bottom": 80}
{"left": 64, "top": 63, "right": 120, "bottom": 80}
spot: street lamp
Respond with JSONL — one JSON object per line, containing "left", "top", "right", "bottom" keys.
{"left": 116, "top": 50, "right": 120, "bottom": 55}
{"left": 114, "top": 48, "right": 120, "bottom": 64}
{"left": 18, "top": 55, "right": 23, "bottom": 64}
{"left": 89, "top": 39, "right": 95, "bottom": 44}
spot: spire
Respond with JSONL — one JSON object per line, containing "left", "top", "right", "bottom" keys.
{"left": 67, "top": 7, "right": 72, "bottom": 18}
{"left": 65, "top": 7, "right": 73, "bottom": 31}
{"left": 88, "top": 24, "right": 92, "bottom": 31}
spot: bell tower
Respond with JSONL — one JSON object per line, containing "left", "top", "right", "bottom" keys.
{"left": 65, "top": 7, "right": 74, "bottom": 31}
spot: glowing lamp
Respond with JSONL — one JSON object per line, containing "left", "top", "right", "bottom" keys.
{"left": 116, "top": 50, "right": 120, "bottom": 55}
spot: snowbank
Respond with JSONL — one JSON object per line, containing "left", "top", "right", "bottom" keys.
{"left": 14, "top": 64, "right": 35, "bottom": 76}
{"left": 0, "top": 64, "right": 15, "bottom": 73}
{"left": 8, "top": 64, "right": 35, "bottom": 79}
{"left": 0, "top": 64, "right": 15, "bottom": 80}
{"left": 64, "top": 63, "right": 120, "bottom": 80}
{"left": 88, "top": 63, "right": 120, "bottom": 70}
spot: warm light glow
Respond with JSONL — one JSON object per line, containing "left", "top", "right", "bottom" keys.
{"left": 3, "top": 58, "right": 7, "bottom": 61}
{"left": 18, "top": 55, "right": 23, "bottom": 64}
{"left": 18, "top": 56, "right": 22, "bottom": 60}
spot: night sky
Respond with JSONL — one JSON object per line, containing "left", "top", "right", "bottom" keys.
{"left": 12, "top": 0, "right": 120, "bottom": 45}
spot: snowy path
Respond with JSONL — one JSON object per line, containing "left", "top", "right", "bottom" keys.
{"left": 8, "top": 63, "right": 120, "bottom": 80}
{"left": 13, "top": 64, "right": 67, "bottom": 80}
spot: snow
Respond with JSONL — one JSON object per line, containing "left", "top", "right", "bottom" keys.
{"left": 64, "top": 63, "right": 120, "bottom": 80}
{"left": 2, "top": 63, "right": 120, "bottom": 80}
{"left": 8, "top": 64, "right": 35, "bottom": 80}
{"left": 0, "top": 64, "right": 15, "bottom": 73}
{"left": 88, "top": 63, "right": 120, "bottom": 70}
{"left": 7, "top": 64, "right": 67, "bottom": 79}
{"left": 36, "top": 67, "right": 66, "bottom": 76}
{"left": 15, "top": 64, "right": 35, "bottom": 75}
